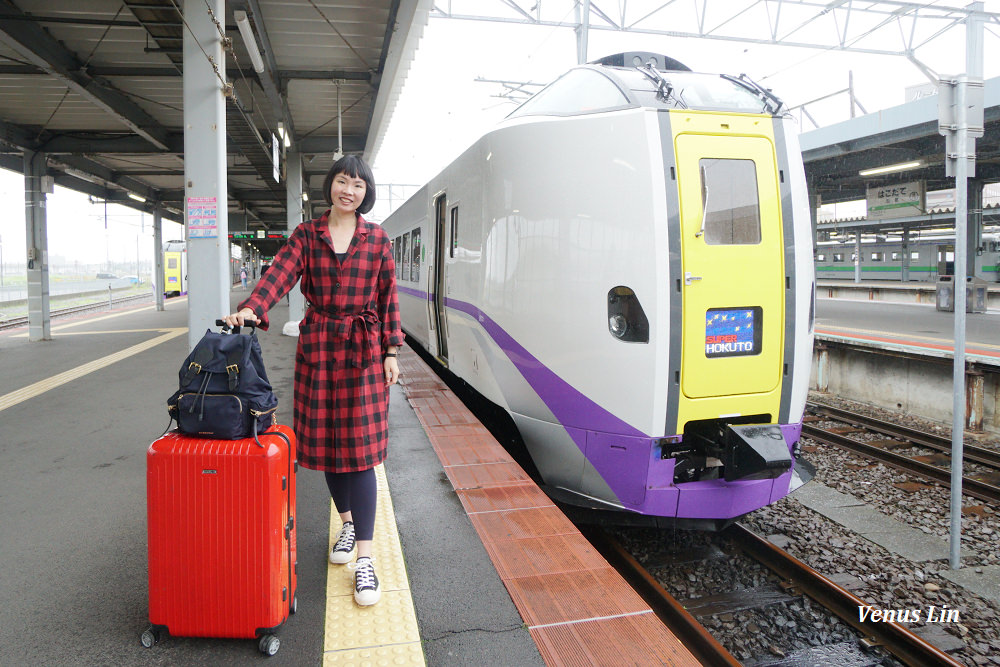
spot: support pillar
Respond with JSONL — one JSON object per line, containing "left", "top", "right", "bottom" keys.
{"left": 24, "top": 149, "right": 50, "bottom": 341}
{"left": 815, "top": 344, "right": 829, "bottom": 393}
{"left": 575, "top": 0, "right": 590, "bottom": 65}
{"left": 183, "top": 0, "right": 229, "bottom": 351}
{"left": 153, "top": 205, "right": 164, "bottom": 311}
{"left": 283, "top": 147, "right": 305, "bottom": 336}
{"left": 966, "top": 370, "right": 984, "bottom": 433}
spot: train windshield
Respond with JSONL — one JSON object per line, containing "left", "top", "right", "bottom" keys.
{"left": 508, "top": 68, "right": 631, "bottom": 118}
{"left": 622, "top": 70, "right": 772, "bottom": 113}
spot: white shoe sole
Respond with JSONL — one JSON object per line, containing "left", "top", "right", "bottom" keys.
{"left": 354, "top": 588, "right": 381, "bottom": 606}
{"left": 329, "top": 548, "right": 355, "bottom": 564}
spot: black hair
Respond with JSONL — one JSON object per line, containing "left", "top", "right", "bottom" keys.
{"left": 323, "top": 154, "right": 376, "bottom": 215}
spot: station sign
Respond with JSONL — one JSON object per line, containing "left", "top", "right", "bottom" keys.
{"left": 228, "top": 231, "right": 288, "bottom": 240}
{"left": 866, "top": 180, "right": 925, "bottom": 220}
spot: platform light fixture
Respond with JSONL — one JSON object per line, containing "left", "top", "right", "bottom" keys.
{"left": 128, "top": 192, "right": 146, "bottom": 203}
{"left": 234, "top": 10, "right": 265, "bottom": 74}
{"left": 858, "top": 160, "right": 923, "bottom": 177}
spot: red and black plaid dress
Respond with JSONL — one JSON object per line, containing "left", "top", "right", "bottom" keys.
{"left": 239, "top": 212, "right": 403, "bottom": 472}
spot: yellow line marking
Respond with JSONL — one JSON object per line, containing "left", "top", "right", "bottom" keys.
{"left": 11, "top": 304, "right": 162, "bottom": 337}
{"left": 28, "top": 328, "right": 175, "bottom": 336}
{"left": 0, "top": 327, "right": 187, "bottom": 413}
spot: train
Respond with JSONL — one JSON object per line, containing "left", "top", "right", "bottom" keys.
{"left": 382, "top": 52, "right": 815, "bottom": 528}
{"left": 815, "top": 233, "right": 1000, "bottom": 281}
{"left": 162, "top": 240, "right": 187, "bottom": 297}
{"left": 162, "top": 240, "right": 245, "bottom": 297}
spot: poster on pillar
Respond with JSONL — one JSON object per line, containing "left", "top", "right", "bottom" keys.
{"left": 187, "top": 196, "right": 218, "bottom": 238}
{"left": 866, "top": 181, "right": 925, "bottom": 220}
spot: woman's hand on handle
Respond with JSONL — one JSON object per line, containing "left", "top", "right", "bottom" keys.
{"left": 222, "top": 307, "right": 259, "bottom": 329}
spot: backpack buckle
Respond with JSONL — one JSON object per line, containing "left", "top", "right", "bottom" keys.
{"left": 181, "top": 361, "right": 202, "bottom": 385}
{"left": 226, "top": 363, "right": 239, "bottom": 390}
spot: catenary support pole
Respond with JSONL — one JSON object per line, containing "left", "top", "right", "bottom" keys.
{"left": 183, "top": 0, "right": 230, "bottom": 351}
{"left": 949, "top": 0, "right": 984, "bottom": 570}
{"left": 23, "top": 149, "right": 50, "bottom": 341}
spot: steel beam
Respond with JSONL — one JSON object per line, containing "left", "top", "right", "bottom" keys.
{"left": 0, "top": 0, "right": 171, "bottom": 151}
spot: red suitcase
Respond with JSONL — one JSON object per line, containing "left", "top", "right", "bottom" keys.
{"left": 142, "top": 424, "right": 297, "bottom": 656}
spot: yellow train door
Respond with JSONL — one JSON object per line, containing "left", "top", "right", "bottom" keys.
{"left": 673, "top": 122, "right": 784, "bottom": 418}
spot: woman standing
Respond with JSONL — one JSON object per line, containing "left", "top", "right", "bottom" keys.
{"left": 223, "top": 155, "right": 402, "bottom": 606}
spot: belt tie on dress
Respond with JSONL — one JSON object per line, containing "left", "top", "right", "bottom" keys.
{"left": 310, "top": 306, "right": 379, "bottom": 368}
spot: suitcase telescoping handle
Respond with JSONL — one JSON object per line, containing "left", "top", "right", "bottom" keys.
{"left": 215, "top": 318, "right": 257, "bottom": 334}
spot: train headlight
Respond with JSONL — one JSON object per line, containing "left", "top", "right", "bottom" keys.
{"left": 609, "top": 314, "right": 628, "bottom": 338}
{"left": 607, "top": 286, "right": 649, "bottom": 343}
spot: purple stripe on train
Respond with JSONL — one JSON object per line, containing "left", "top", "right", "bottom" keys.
{"left": 397, "top": 285, "right": 799, "bottom": 515}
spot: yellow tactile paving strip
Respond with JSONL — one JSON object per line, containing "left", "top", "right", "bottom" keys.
{"left": 397, "top": 349, "right": 701, "bottom": 667}
{"left": 323, "top": 464, "right": 426, "bottom": 666}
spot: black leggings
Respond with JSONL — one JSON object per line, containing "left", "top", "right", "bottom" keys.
{"left": 324, "top": 468, "right": 377, "bottom": 542}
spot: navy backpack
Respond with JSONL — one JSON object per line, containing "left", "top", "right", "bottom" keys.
{"left": 167, "top": 321, "right": 279, "bottom": 443}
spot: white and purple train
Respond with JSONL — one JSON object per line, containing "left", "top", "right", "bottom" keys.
{"left": 383, "top": 53, "right": 815, "bottom": 528}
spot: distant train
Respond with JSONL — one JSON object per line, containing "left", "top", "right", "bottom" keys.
{"left": 383, "top": 52, "right": 815, "bottom": 528}
{"left": 162, "top": 240, "right": 187, "bottom": 297}
{"left": 815, "top": 234, "right": 1000, "bottom": 281}
{"left": 162, "top": 240, "right": 244, "bottom": 297}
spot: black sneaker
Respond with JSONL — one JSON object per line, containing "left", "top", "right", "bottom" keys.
{"left": 349, "top": 556, "right": 381, "bottom": 606}
{"left": 329, "top": 521, "right": 355, "bottom": 564}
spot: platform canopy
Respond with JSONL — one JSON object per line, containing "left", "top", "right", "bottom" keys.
{"left": 0, "top": 0, "right": 430, "bottom": 240}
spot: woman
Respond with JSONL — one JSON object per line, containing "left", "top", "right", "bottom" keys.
{"left": 223, "top": 155, "right": 402, "bottom": 607}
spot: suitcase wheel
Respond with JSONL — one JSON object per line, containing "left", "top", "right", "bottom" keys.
{"left": 259, "top": 635, "right": 280, "bottom": 656}
{"left": 140, "top": 627, "right": 160, "bottom": 648}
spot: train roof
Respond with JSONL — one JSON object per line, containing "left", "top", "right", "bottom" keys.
{"left": 507, "top": 53, "right": 784, "bottom": 120}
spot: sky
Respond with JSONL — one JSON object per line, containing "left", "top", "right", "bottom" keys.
{"left": 2, "top": 2, "right": 1000, "bottom": 273}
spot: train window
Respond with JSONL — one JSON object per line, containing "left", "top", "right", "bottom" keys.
{"left": 411, "top": 228, "right": 421, "bottom": 282}
{"left": 871, "top": 252, "right": 884, "bottom": 261}
{"left": 449, "top": 206, "right": 458, "bottom": 259}
{"left": 833, "top": 253, "right": 844, "bottom": 262}
{"left": 508, "top": 68, "right": 629, "bottom": 118}
{"left": 911, "top": 251, "right": 920, "bottom": 260}
{"left": 401, "top": 232, "right": 411, "bottom": 281}
{"left": 891, "top": 251, "right": 902, "bottom": 261}
{"left": 699, "top": 158, "right": 760, "bottom": 245}
{"left": 815, "top": 254, "right": 826, "bottom": 262}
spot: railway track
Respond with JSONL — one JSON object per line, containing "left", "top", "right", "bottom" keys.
{"left": 586, "top": 526, "right": 964, "bottom": 667}
{"left": 0, "top": 293, "right": 154, "bottom": 331}
{"left": 804, "top": 402, "right": 1000, "bottom": 505}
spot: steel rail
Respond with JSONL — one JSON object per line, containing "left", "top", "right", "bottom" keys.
{"left": 801, "top": 424, "right": 1000, "bottom": 504}
{"left": 581, "top": 527, "right": 742, "bottom": 667}
{"left": 0, "top": 293, "right": 154, "bottom": 331}
{"left": 726, "top": 524, "right": 965, "bottom": 667}
{"left": 807, "top": 402, "right": 1000, "bottom": 469}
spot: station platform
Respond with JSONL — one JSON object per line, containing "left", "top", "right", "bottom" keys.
{"left": 0, "top": 289, "right": 699, "bottom": 666}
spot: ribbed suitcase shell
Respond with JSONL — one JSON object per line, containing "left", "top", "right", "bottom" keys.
{"left": 147, "top": 425, "right": 297, "bottom": 639}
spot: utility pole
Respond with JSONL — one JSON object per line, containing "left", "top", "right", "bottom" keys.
{"left": 938, "top": 1, "right": 985, "bottom": 570}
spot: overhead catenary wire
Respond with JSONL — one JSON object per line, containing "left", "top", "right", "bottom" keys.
{"left": 37, "top": 5, "right": 126, "bottom": 140}
{"left": 306, "top": 0, "right": 375, "bottom": 72}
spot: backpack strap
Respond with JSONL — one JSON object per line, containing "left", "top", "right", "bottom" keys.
{"left": 181, "top": 343, "right": 214, "bottom": 385}
{"left": 226, "top": 346, "right": 242, "bottom": 391}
